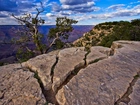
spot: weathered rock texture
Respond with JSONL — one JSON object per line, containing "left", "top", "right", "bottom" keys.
{"left": 58, "top": 41, "right": 140, "bottom": 105}
{"left": 0, "top": 64, "right": 46, "bottom": 105}
{"left": 0, "top": 41, "right": 140, "bottom": 105}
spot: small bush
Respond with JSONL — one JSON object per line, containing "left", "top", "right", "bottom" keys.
{"left": 16, "top": 48, "right": 35, "bottom": 62}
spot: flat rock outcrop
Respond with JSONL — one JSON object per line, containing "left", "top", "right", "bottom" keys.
{"left": 57, "top": 41, "right": 140, "bottom": 105}
{"left": 0, "top": 64, "right": 46, "bottom": 105}
{"left": 52, "top": 47, "right": 86, "bottom": 92}
{"left": 0, "top": 41, "right": 140, "bottom": 105}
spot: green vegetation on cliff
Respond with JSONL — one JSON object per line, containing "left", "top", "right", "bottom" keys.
{"left": 12, "top": 5, "right": 78, "bottom": 62}
{"left": 74, "top": 19, "right": 140, "bottom": 48}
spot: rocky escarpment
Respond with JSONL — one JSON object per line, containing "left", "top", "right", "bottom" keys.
{"left": 73, "top": 23, "right": 114, "bottom": 47}
{"left": 0, "top": 41, "right": 140, "bottom": 105}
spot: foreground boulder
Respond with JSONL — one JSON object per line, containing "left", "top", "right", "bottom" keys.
{"left": 0, "top": 41, "right": 140, "bottom": 105}
{"left": 56, "top": 41, "right": 140, "bottom": 105}
{"left": 0, "top": 64, "right": 46, "bottom": 105}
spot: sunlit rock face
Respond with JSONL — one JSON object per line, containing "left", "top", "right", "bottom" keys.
{"left": 0, "top": 64, "right": 46, "bottom": 105}
{"left": 58, "top": 41, "right": 140, "bottom": 105}
{"left": 0, "top": 41, "right": 140, "bottom": 105}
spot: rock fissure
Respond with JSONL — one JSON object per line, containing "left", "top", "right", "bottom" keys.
{"left": 114, "top": 71, "right": 140, "bottom": 105}
{"left": 88, "top": 57, "right": 106, "bottom": 64}
{"left": 26, "top": 67, "right": 59, "bottom": 105}
{"left": 84, "top": 50, "right": 91, "bottom": 65}
{"left": 55, "top": 63, "right": 86, "bottom": 94}
{"left": 50, "top": 56, "right": 59, "bottom": 83}
{"left": 55, "top": 49, "right": 109, "bottom": 94}
{"left": 1, "top": 41, "right": 140, "bottom": 105}
{"left": 55, "top": 49, "right": 90, "bottom": 94}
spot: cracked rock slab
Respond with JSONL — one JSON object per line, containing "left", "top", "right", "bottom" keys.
{"left": 23, "top": 51, "right": 59, "bottom": 90}
{"left": 2, "top": 41, "right": 139, "bottom": 105}
{"left": 129, "top": 77, "right": 140, "bottom": 105}
{"left": 111, "top": 41, "right": 140, "bottom": 68}
{"left": 86, "top": 46, "right": 111, "bottom": 64}
{"left": 57, "top": 41, "right": 140, "bottom": 105}
{"left": 53, "top": 47, "right": 87, "bottom": 92}
{"left": 0, "top": 64, "right": 46, "bottom": 105}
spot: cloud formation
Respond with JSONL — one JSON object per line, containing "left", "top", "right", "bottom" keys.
{"left": 60, "top": 0, "right": 93, "bottom": 5}
{"left": 106, "top": 5, "right": 140, "bottom": 18}
{"left": 51, "top": 0, "right": 99, "bottom": 13}
{"left": 0, "top": 0, "right": 45, "bottom": 25}
{"left": 78, "top": 4, "right": 140, "bottom": 21}
{"left": 107, "top": 4, "right": 125, "bottom": 10}
{"left": 0, "top": 0, "right": 140, "bottom": 25}
{"left": 130, "top": 0, "right": 140, "bottom": 4}
{"left": 0, "top": 0, "right": 36, "bottom": 12}
{"left": 46, "top": 13, "right": 55, "bottom": 17}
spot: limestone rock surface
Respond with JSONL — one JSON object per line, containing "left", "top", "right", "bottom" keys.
{"left": 129, "top": 78, "right": 140, "bottom": 105}
{"left": 0, "top": 41, "right": 140, "bottom": 105}
{"left": 53, "top": 47, "right": 86, "bottom": 92}
{"left": 23, "top": 51, "right": 59, "bottom": 90}
{"left": 86, "top": 46, "right": 111, "bottom": 64}
{"left": 56, "top": 41, "right": 140, "bottom": 105}
{"left": 0, "top": 64, "right": 46, "bottom": 105}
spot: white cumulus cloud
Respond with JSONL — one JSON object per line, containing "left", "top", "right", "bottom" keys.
{"left": 46, "top": 13, "right": 55, "bottom": 17}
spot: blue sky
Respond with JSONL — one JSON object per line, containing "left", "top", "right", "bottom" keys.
{"left": 0, "top": 0, "right": 140, "bottom": 25}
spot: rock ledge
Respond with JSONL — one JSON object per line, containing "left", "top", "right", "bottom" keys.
{"left": 0, "top": 41, "right": 140, "bottom": 105}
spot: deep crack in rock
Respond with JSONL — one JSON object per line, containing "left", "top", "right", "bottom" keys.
{"left": 114, "top": 71, "right": 140, "bottom": 105}
{"left": 55, "top": 48, "right": 90, "bottom": 94}
{"left": 88, "top": 57, "right": 106, "bottom": 64}
{"left": 55, "top": 48, "right": 110, "bottom": 95}
{"left": 54, "top": 44, "right": 132, "bottom": 104}
{"left": 50, "top": 56, "right": 59, "bottom": 83}
{"left": 84, "top": 49, "right": 91, "bottom": 65}
{"left": 56, "top": 50, "right": 90, "bottom": 94}
{"left": 26, "top": 67, "right": 59, "bottom": 105}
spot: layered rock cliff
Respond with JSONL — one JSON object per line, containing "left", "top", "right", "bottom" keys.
{"left": 0, "top": 41, "right": 140, "bottom": 105}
